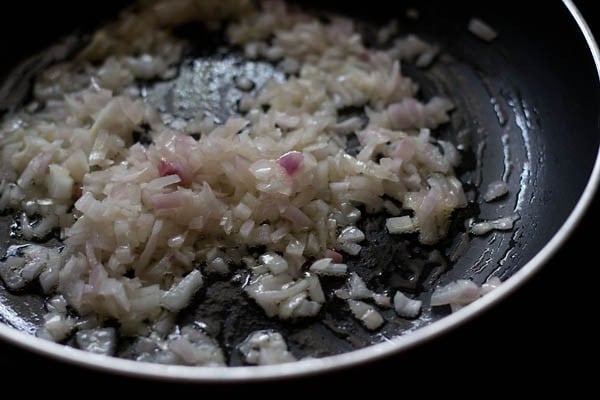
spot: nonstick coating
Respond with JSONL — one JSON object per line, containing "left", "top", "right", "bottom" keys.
{"left": 0, "top": 0, "right": 598, "bottom": 380}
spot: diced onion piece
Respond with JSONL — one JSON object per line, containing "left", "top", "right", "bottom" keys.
{"left": 157, "top": 158, "right": 192, "bottom": 186}
{"left": 340, "top": 242, "right": 361, "bottom": 256}
{"left": 483, "top": 180, "right": 508, "bottom": 202}
{"left": 431, "top": 279, "right": 481, "bottom": 307}
{"left": 348, "top": 300, "right": 384, "bottom": 330}
{"left": 46, "top": 164, "right": 74, "bottom": 200}
{"left": 40, "top": 312, "right": 75, "bottom": 342}
{"left": 0, "top": 256, "right": 27, "bottom": 290}
{"left": 75, "top": 328, "right": 117, "bottom": 355}
{"left": 335, "top": 272, "right": 373, "bottom": 300}
{"left": 260, "top": 252, "right": 289, "bottom": 275}
{"left": 292, "top": 299, "right": 321, "bottom": 317}
{"left": 470, "top": 213, "right": 519, "bottom": 236}
{"left": 386, "top": 216, "right": 417, "bottom": 234}
{"left": 282, "top": 205, "right": 313, "bottom": 227}
{"left": 481, "top": 276, "right": 502, "bottom": 295}
{"left": 167, "top": 326, "right": 225, "bottom": 366}
{"left": 235, "top": 75, "right": 255, "bottom": 91}
{"left": 468, "top": 18, "right": 498, "bottom": 42}
{"left": 277, "top": 151, "right": 303, "bottom": 176}
{"left": 324, "top": 249, "right": 344, "bottom": 263}
{"left": 337, "top": 226, "right": 365, "bottom": 243}
{"left": 63, "top": 150, "right": 89, "bottom": 182}
{"left": 309, "top": 258, "right": 347, "bottom": 276}
{"left": 372, "top": 293, "right": 391, "bottom": 308}
{"left": 278, "top": 292, "right": 307, "bottom": 319}
{"left": 206, "top": 257, "right": 229, "bottom": 274}
{"left": 393, "top": 291, "right": 422, "bottom": 318}
{"left": 245, "top": 274, "right": 311, "bottom": 318}
{"left": 233, "top": 202, "right": 252, "bottom": 220}
{"left": 306, "top": 274, "right": 325, "bottom": 303}
{"left": 160, "top": 269, "right": 204, "bottom": 312}
{"left": 239, "top": 330, "right": 296, "bottom": 365}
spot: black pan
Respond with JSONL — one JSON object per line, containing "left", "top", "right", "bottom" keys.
{"left": 0, "top": 0, "right": 598, "bottom": 381}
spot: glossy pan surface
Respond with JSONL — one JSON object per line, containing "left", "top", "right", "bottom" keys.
{"left": 0, "top": 0, "right": 598, "bottom": 381}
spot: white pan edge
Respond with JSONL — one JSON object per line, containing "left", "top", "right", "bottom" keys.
{"left": 0, "top": 0, "right": 598, "bottom": 382}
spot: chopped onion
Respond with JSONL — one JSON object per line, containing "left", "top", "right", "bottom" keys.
{"left": 483, "top": 180, "right": 508, "bottom": 202}
{"left": 393, "top": 291, "right": 422, "bottom": 318}
{"left": 431, "top": 279, "right": 481, "bottom": 307}
{"left": 415, "top": 45, "right": 439, "bottom": 68}
{"left": 0, "top": 257, "right": 27, "bottom": 290}
{"left": 235, "top": 75, "right": 255, "bottom": 91}
{"left": 340, "top": 242, "right": 362, "bottom": 256}
{"left": 386, "top": 97, "right": 453, "bottom": 131}
{"left": 324, "top": 249, "right": 344, "bottom": 263}
{"left": 470, "top": 213, "right": 519, "bottom": 235}
{"left": 46, "top": 164, "right": 74, "bottom": 200}
{"left": 260, "top": 252, "right": 289, "bottom": 275}
{"left": 167, "top": 326, "right": 225, "bottom": 366}
{"left": 306, "top": 274, "right": 325, "bottom": 303}
{"left": 468, "top": 18, "right": 498, "bottom": 42}
{"left": 431, "top": 277, "right": 503, "bottom": 312}
{"left": 239, "top": 330, "right": 296, "bottom": 365}
{"left": 244, "top": 274, "right": 316, "bottom": 318}
{"left": 309, "top": 258, "right": 347, "bottom": 276}
{"left": 372, "top": 293, "right": 391, "bottom": 308}
{"left": 75, "top": 328, "right": 117, "bottom": 355}
{"left": 39, "top": 312, "right": 75, "bottom": 342}
{"left": 282, "top": 205, "right": 313, "bottom": 227}
{"left": 481, "top": 276, "right": 502, "bottom": 295}
{"left": 206, "top": 257, "right": 229, "bottom": 274}
{"left": 160, "top": 269, "right": 204, "bottom": 312}
{"left": 386, "top": 215, "right": 417, "bottom": 234}
{"left": 157, "top": 158, "right": 192, "bottom": 186}
{"left": 337, "top": 226, "right": 365, "bottom": 243}
{"left": 348, "top": 300, "right": 384, "bottom": 330}
{"left": 277, "top": 151, "right": 303, "bottom": 176}
{"left": 0, "top": 0, "right": 486, "bottom": 366}
{"left": 335, "top": 272, "right": 372, "bottom": 300}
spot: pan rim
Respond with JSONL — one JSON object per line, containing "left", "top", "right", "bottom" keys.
{"left": 0, "top": 0, "right": 598, "bottom": 382}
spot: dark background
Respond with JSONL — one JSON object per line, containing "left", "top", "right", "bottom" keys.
{"left": 0, "top": 1, "right": 597, "bottom": 393}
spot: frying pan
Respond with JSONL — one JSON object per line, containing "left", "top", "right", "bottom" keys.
{"left": 0, "top": 0, "right": 598, "bottom": 381}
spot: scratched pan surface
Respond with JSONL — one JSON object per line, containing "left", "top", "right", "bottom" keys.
{"left": 0, "top": 0, "right": 599, "bottom": 381}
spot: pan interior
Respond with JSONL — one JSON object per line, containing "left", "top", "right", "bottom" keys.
{"left": 0, "top": 0, "right": 598, "bottom": 370}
